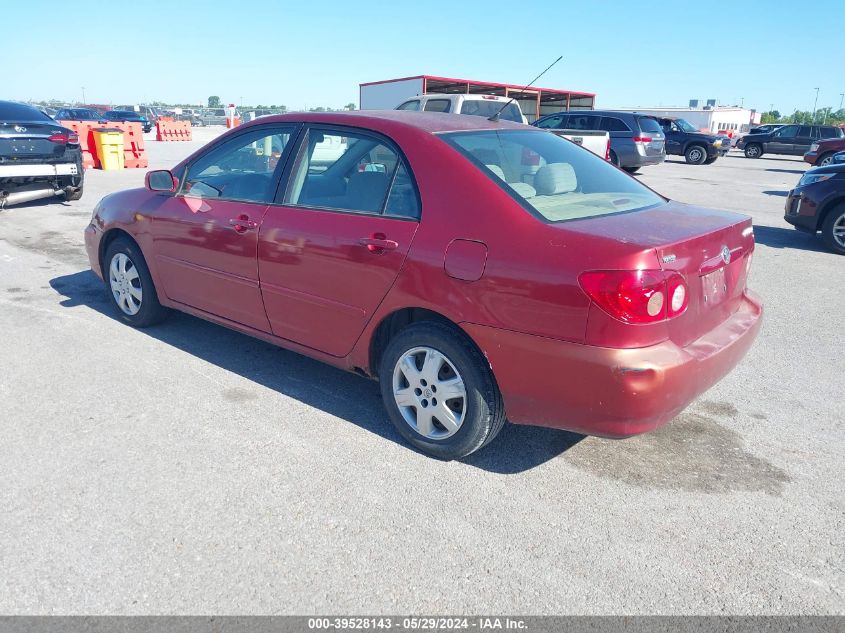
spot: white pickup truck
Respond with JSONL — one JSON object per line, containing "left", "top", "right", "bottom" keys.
{"left": 546, "top": 128, "right": 610, "bottom": 160}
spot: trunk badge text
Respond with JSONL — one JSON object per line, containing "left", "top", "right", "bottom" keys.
{"left": 661, "top": 254, "right": 676, "bottom": 263}
{"left": 721, "top": 245, "right": 731, "bottom": 264}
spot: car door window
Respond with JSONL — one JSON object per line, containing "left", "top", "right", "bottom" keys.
{"left": 566, "top": 114, "right": 599, "bottom": 130}
{"left": 397, "top": 100, "right": 421, "bottom": 111}
{"left": 819, "top": 127, "right": 840, "bottom": 139}
{"left": 600, "top": 117, "right": 630, "bottom": 132}
{"left": 284, "top": 128, "right": 418, "bottom": 218}
{"left": 535, "top": 114, "right": 565, "bottom": 129}
{"left": 423, "top": 99, "right": 451, "bottom": 113}
{"left": 183, "top": 127, "right": 295, "bottom": 203}
{"left": 775, "top": 125, "right": 799, "bottom": 138}
{"left": 798, "top": 126, "right": 813, "bottom": 138}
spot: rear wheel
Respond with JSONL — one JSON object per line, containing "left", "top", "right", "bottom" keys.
{"left": 817, "top": 153, "right": 834, "bottom": 167}
{"left": 821, "top": 204, "right": 845, "bottom": 255}
{"left": 379, "top": 321, "right": 505, "bottom": 460}
{"left": 744, "top": 143, "right": 763, "bottom": 158}
{"left": 103, "top": 237, "right": 169, "bottom": 326}
{"left": 609, "top": 150, "right": 620, "bottom": 167}
{"left": 685, "top": 144, "right": 707, "bottom": 165}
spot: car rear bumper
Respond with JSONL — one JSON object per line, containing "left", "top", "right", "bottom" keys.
{"left": 462, "top": 290, "right": 763, "bottom": 437}
{"left": 0, "top": 162, "right": 79, "bottom": 178}
{"left": 803, "top": 151, "right": 819, "bottom": 165}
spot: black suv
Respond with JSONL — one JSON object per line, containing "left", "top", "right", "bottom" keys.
{"left": 738, "top": 124, "right": 844, "bottom": 158}
{"left": 655, "top": 117, "right": 726, "bottom": 165}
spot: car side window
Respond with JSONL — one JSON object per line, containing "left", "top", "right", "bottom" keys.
{"left": 819, "top": 127, "right": 841, "bottom": 139}
{"left": 423, "top": 99, "right": 451, "bottom": 113}
{"left": 775, "top": 125, "right": 798, "bottom": 138}
{"left": 284, "top": 128, "right": 419, "bottom": 218}
{"left": 798, "top": 126, "right": 813, "bottom": 137}
{"left": 183, "top": 126, "right": 295, "bottom": 203}
{"left": 600, "top": 117, "right": 630, "bottom": 132}
{"left": 535, "top": 114, "right": 564, "bottom": 129}
{"left": 566, "top": 114, "right": 599, "bottom": 130}
{"left": 397, "top": 100, "right": 421, "bottom": 111}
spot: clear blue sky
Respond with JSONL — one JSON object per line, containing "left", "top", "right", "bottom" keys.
{"left": 9, "top": 0, "right": 845, "bottom": 114}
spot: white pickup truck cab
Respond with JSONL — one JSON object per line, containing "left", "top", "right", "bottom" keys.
{"left": 396, "top": 94, "right": 528, "bottom": 124}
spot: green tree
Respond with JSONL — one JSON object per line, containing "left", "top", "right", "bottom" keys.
{"left": 345, "top": 102, "right": 356, "bottom": 111}
{"left": 208, "top": 95, "right": 221, "bottom": 108}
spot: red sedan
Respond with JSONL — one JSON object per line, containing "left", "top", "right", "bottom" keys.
{"left": 84, "top": 111, "right": 762, "bottom": 459}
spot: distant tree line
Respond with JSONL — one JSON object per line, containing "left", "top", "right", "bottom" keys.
{"left": 761, "top": 108, "right": 845, "bottom": 126}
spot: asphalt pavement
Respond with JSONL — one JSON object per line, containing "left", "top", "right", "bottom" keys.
{"left": 0, "top": 129, "right": 842, "bottom": 614}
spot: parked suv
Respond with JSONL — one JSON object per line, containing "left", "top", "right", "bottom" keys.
{"left": 533, "top": 110, "right": 665, "bottom": 173}
{"left": 655, "top": 117, "right": 726, "bottom": 165}
{"left": 396, "top": 94, "right": 527, "bottom": 124}
{"left": 53, "top": 108, "right": 103, "bottom": 122}
{"left": 804, "top": 137, "right": 845, "bottom": 167}
{"left": 103, "top": 110, "right": 153, "bottom": 133}
{"left": 738, "top": 124, "right": 844, "bottom": 158}
{"left": 197, "top": 108, "right": 237, "bottom": 126}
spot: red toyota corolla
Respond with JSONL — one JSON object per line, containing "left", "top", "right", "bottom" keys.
{"left": 84, "top": 111, "right": 762, "bottom": 459}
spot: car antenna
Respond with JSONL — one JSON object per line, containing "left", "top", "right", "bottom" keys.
{"left": 488, "top": 55, "right": 563, "bottom": 122}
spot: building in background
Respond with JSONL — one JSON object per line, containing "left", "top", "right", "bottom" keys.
{"left": 359, "top": 75, "right": 595, "bottom": 122}
{"left": 611, "top": 100, "right": 762, "bottom": 134}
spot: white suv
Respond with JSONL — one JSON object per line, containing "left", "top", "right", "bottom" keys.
{"left": 396, "top": 94, "right": 527, "bottom": 124}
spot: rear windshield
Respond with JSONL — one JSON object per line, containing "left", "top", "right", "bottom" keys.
{"left": 636, "top": 116, "right": 662, "bottom": 133}
{"left": 442, "top": 129, "right": 664, "bottom": 222}
{"left": 460, "top": 100, "right": 523, "bottom": 123}
{"left": 0, "top": 102, "right": 52, "bottom": 121}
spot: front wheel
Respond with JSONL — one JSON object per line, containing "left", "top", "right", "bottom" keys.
{"left": 704, "top": 155, "right": 718, "bottom": 165}
{"left": 821, "top": 204, "right": 845, "bottom": 255}
{"left": 744, "top": 143, "right": 763, "bottom": 158}
{"left": 379, "top": 322, "right": 506, "bottom": 460}
{"left": 685, "top": 145, "right": 707, "bottom": 165}
{"left": 817, "top": 153, "right": 834, "bottom": 167}
{"left": 103, "top": 237, "right": 170, "bottom": 326}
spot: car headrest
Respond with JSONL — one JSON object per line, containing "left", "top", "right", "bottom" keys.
{"left": 485, "top": 164, "right": 506, "bottom": 180}
{"left": 534, "top": 163, "right": 577, "bottom": 195}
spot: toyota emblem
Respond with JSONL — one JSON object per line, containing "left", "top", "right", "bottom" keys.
{"left": 721, "top": 245, "right": 731, "bottom": 264}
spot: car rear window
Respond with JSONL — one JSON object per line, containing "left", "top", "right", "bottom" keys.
{"left": 424, "top": 99, "right": 451, "bottom": 113}
{"left": 442, "top": 129, "right": 664, "bottom": 223}
{"left": 636, "top": 116, "right": 662, "bottom": 133}
{"left": 459, "top": 100, "right": 523, "bottom": 123}
{"left": 0, "top": 102, "right": 52, "bottom": 121}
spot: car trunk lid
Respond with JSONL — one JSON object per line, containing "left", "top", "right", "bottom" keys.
{"left": 0, "top": 121, "right": 72, "bottom": 161}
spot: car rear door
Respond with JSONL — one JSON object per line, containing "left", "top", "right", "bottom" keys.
{"left": 791, "top": 126, "right": 815, "bottom": 154}
{"left": 258, "top": 125, "right": 420, "bottom": 357}
{"left": 149, "top": 124, "right": 299, "bottom": 331}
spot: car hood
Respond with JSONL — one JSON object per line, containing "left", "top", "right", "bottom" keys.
{"left": 806, "top": 164, "right": 845, "bottom": 176}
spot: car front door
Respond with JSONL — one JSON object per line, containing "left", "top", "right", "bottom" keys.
{"left": 149, "top": 124, "right": 299, "bottom": 331}
{"left": 768, "top": 125, "right": 799, "bottom": 154}
{"left": 662, "top": 120, "right": 683, "bottom": 155}
{"left": 258, "top": 126, "right": 420, "bottom": 357}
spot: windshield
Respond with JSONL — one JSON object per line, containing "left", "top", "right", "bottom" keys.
{"left": 459, "top": 100, "right": 523, "bottom": 123}
{"left": 442, "top": 129, "right": 665, "bottom": 222}
{"left": 674, "top": 119, "right": 698, "bottom": 133}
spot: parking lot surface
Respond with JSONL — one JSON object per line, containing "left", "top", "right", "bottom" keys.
{"left": 0, "top": 129, "right": 843, "bottom": 614}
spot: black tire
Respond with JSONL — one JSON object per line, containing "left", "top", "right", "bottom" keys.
{"left": 622, "top": 166, "right": 640, "bottom": 174}
{"left": 684, "top": 144, "right": 708, "bottom": 165}
{"left": 744, "top": 143, "right": 763, "bottom": 159}
{"left": 64, "top": 185, "right": 83, "bottom": 201}
{"left": 817, "top": 152, "right": 834, "bottom": 167}
{"left": 821, "top": 204, "right": 845, "bottom": 255}
{"left": 63, "top": 153, "right": 84, "bottom": 201}
{"left": 609, "top": 150, "right": 619, "bottom": 167}
{"left": 704, "top": 155, "right": 718, "bottom": 165}
{"left": 378, "top": 321, "right": 506, "bottom": 460}
{"left": 103, "top": 237, "right": 169, "bottom": 327}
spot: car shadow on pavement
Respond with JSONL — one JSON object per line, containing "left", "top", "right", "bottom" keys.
{"left": 50, "top": 269, "right": 583, "bottom": 474}
{"left": 762, "top": 190, "right": 788, "bottom": 197}
{"left": 752, "top": 225, "right": 827, "bottom": 252}
{"left": 765, "top": 168, "right": 806, "bottom": 175}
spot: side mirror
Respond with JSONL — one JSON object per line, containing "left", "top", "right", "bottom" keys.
{"left": 145, "top": 170, "right": 178, "bottom": 192}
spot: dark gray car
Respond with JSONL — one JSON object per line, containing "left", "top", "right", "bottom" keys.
{"left": 534, "top": 110, "right": 666, "bottom": 172}
{"left": 738, "top": 124, "right": 844, "bottom": 158}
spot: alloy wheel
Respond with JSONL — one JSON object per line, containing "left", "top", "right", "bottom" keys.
{"left": 392, "top": 346, "right": 467, "bottom": 440}
{"left": 833, "top": 214, "right": 845, "bottom": 248}
{"left": 109, "top": 253, "right": 143, "bottom": 316}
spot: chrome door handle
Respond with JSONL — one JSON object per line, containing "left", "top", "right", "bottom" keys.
{"left": 229, "top": 216, "right": 258, "bottom": 233}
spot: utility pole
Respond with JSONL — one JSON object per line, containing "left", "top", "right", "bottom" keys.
{"left": 812, "top": 87, "right": 820, "bottom": 122}
{"left": 840, "top": 93, "right": 844, "bottom": 112}
{"left": 740, "top": 96, "right": 744, "bottom": 107}
{"left": 81, "top": 86, "right": 86, "bottom": 105}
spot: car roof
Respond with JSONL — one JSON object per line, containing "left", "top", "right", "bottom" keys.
{"left": 244, "top": 110, "right": 529, "bottom": 134}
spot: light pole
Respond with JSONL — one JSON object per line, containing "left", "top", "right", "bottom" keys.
{"left": 839, "top": 93, "right": 844, "bottom": 112}
{"left": 812, "top": 87, "right": 820, "bottom": 122}
{"left": 81, "top": 86, "right": 86, "bottom": 105}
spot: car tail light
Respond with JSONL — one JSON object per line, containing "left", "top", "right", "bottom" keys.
{"left": 67, "top": 132, "right": 79, "bottom": 145}
{"left": 605, "top": 138, "right": 611, "bottom": 161}
{"left": 47, "top": 132, "right": 70, "bottom": 144}
{"left": 632, "top": 136, "right": 652, "bottom": 143}
{"left": 579, "top": 270, "right": 689, "bottom": 324}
